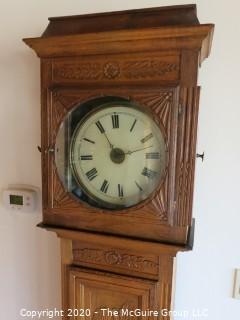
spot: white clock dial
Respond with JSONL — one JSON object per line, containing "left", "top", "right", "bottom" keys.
{"left": 70, "top": 103, "right": 167, "bottom": 209}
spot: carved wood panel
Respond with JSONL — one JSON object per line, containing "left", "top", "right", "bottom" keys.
{"left": 72, "top": 241, "right": 159, "bottom": 278}
{"left": 52, "top": 54, "right": 179, "bottom": 84}
{"left": 175, "top": 87, "right": 200, "bottom": 226}
{"left": 68, "top": 268, "right": 158, "bottom": 320}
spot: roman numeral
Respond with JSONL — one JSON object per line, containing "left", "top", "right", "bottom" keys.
{"left": 100, "top": 180, "right": 109, "bottom": 193}
{"left": 112, "top": 114, "right": 119, "bottom": 129}
{"left": 80, "top": 155, "right": 93, "bottom": 160}
{"left": 130, "top": 119, "right": 137, "bottom": 132}
{"left": 135, "top": 181, "right": 143, "bottom": 192}
{"left": 96, "top": 121, "right": 105, "bottom": 133}
{"left": 145, "top": 152, "right": 160, "bottom": 159}
{"left": 141, "top": 133, "right": 153, "bottom": 144}
{"left": 83, "top": 138, "right": 95, "bottom": 144}
{"left": 142, "top": 167, "right": 158, "bottom": 179}
{"left": 86, "top": 168, "right": 98, "bottom": 181}
{"left": 118, "top": 184, "right": 124, "bottom": 198}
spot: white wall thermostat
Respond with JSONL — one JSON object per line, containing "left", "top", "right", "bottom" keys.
{"left": 2, "top": 185, "right": 38, "bottom": 212}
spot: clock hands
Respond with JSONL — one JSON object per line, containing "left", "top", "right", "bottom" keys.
{"left": 124, "top": 145, "right": 153, "bottom": 155}
{"left": 95, "top": 120, "right": 113, "bottom": 149}
{"left": 103, "top": 132, "right": 114, "bottom": 149}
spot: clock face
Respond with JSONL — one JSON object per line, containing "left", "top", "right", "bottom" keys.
{"left": 55, "top": 98, "right": 167, "bottom": 210}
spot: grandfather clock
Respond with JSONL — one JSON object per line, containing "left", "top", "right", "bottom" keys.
{"left": 24, "top": 5, "right": 213, "bottom": 319}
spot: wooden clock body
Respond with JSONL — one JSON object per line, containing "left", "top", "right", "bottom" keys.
{"left": 24, "top": 5, "right": 213, "bottom": 319}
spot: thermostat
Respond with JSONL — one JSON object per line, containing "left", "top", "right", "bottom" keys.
{"left": 2, "top": 186, "right": 37, "bottom": 212}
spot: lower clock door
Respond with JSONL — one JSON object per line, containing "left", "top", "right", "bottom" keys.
{"left": 68, "top": 267, "right": 159, "bottom": 320}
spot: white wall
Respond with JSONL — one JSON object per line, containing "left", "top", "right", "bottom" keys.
{"left": 0, "top": 1, "right": 239, "bottom": 319}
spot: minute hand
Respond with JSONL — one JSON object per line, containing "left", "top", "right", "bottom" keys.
{"left": 125, "top": 145, "right": 153, "bottom": 155}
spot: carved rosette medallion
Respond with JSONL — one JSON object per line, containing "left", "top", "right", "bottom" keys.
{"left": 103, "top": 62, "right": 121, "bottom": 79}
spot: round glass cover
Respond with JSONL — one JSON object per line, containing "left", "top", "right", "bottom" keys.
{"left": 55, "top": 97, "right": 167, "bottom": 210}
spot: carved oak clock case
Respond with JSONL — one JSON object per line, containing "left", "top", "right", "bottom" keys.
{"left": 24, "top": 5, "right": 213, "bottom": 320}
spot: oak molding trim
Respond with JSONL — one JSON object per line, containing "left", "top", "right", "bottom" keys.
{"left": 23, "top": 24, "right": 214, "bottom": 62}
{"left": 37, "top": 221, "right": 195, "bottom": 256}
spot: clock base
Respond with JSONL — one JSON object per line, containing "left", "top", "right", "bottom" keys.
{"left": 39, "top": 225, "right": 193, "bottom": 320}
